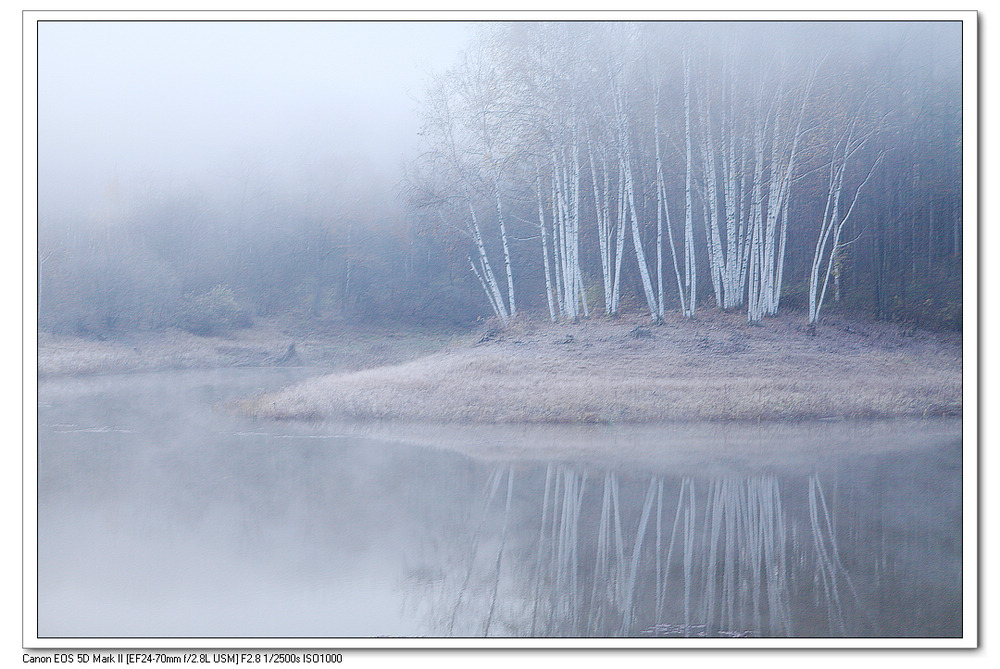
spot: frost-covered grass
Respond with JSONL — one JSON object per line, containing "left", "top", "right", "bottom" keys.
{"left": 36, "top": 316, "right": 461, "bottom": 378}
{"left": 235, "top": 311, "right": 962, "bottom": 424}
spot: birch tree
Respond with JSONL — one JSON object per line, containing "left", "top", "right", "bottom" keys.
{"left": 654, "top": 82, "right": 685, "bottom": 318}
{"left": 744, "top": 57, "right": 816, "bottom": 322}
{"left": 808, "top": 105, "right": 885, "bottom": 325}
{"left": 614, "top": 73, "right": 660, "bottom": 320}
{"left": 484, "top": 22, "right": 596, "bottom": 323}
{"left": 653, "top": 75, "right": 686, "bottom": 317}
{"left": 414, "top": 66, "right": 515, "bottom": 326}
{"left": 692, "top": 49, "right": 753, "bottom": 311}
{"left": 681, "top": 51, "right": 698, "bottom": 318}
{"left": 585, "top": 123, "right": 622, "bottom": 317}
{"left": 406, "top": 22, "right": 952, "bottom": 330}
{"left": 451, "top": 45, "right": 521, "bottom": 322}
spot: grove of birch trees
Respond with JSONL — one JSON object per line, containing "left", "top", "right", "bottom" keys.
{"left": 38, "top": 21, "right": 961, "bottom": 338}
{"left": 409, "top": 21, "right": 963, "bottom": 329}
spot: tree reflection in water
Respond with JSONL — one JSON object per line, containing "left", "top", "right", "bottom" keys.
{"left": 431, "top": 464, "right": 877, "bottom": 638}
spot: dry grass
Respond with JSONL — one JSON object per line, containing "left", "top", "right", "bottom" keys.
{"left": 36, "top": 316, "right": 460, "bottom": 378}
{"left": 235, "top": 311, "right": 962, "bottom": 424}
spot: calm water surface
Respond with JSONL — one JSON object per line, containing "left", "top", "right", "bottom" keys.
{"left": 36, "top": 368, "right": 962, "bottom": 639}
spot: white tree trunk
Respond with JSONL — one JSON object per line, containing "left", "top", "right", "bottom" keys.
{"left": 536, "top": 165, "right": 557, "bottom": 322}
{"left": 587, "top": 133, "right": 615, "bottom": 315}
{"left": 682, "top": 53, "right": 697, "bottom": 318}
{"left": 467, "top": 197, "right": 510, "bottom": 325}
{"left": 809, "top": 121, "right": 884, "bottom": 325}
{"left": 655, "top": 82, "right": 685, "bottom": 318}
{"left": 614, "top": 79, "right": 658, "bottom": 320}
{"left": 491, "top": 176, "right": 517, "bottom": 321}
{"left": 611, "top": 163, "right": 627, "bottom": 315}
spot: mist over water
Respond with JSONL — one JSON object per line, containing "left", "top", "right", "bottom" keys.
{"left": 37, "top": 369, "right": 961, "bottom": 638}
{"left": 33, "top": 17, "right": 966, "bottom": 641}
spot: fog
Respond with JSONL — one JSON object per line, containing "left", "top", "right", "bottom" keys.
{"left": 38, "top": 21, "right": 473, "bottom": 220}
{"left": 35, "top": 20, "right": 963, "bottom": 332}
{"left": 32, "top": 18, "right": 966, "bottom": 642}
{"left": 37, "top": 368, "right": 962, "bottom": 637}
{"left": 39, "top": 20, "right": 959, "bottom": 222}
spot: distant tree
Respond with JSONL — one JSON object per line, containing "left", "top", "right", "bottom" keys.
{"left": 807, "top": 97, "right": 885, "bottom": 326}
{"left": 413, "top": 51, "right": 521, "bottom": 325}
{"left": 402, "top": 21, "right": 962, "bottom": 331}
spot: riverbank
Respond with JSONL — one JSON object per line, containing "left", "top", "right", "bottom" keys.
{"left": 36, "top": 316, "right": 462, "bottom": 378}
{"left": 234, "top": 310, "right": 962, "bottom": 424}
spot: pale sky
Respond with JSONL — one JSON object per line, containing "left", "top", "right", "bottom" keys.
{"left": 37, "top": 20, "right": 474, "bottom": 219}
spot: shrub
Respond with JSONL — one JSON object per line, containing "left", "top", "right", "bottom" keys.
{"left": 178, "top": 285, "right": 252, "bottom": 336}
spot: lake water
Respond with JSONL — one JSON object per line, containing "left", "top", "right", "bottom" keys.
{"left": 35, "top": 368, "right": 963, "bottom": 640}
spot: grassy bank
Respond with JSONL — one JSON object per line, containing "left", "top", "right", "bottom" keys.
{"left": 37, "top": 316, "right": 463, "bottom": 378}
{"left": 234, "top": 310, "right": 962, "bottom": 424}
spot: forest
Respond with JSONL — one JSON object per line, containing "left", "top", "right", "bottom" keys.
{"left": 37, "top": 21, "right": 963, "bottom": 338}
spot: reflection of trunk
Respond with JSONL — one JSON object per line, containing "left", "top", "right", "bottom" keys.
{"left": 483, "top": 469, "right": 514, "bottom": 636}
{"left": 444, "top": 466, "right": 873, "bottom": 638}
{"left": 807, "top": 475, "right": 878, "bottom": 635}
{"left": 447, "top": 467, "right": 507, "bottom": 636}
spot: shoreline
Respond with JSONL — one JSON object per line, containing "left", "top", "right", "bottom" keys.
{"left": 36, "top": 316, "right": 463, "bottom": 379}
{"left": 291, "top": 415, "right": 963, "bottom": 471}
{"left": 36, "top": 310, "right": 962, "bottom": 425}
{"left": 230, "top": 310, "right": 962, "bottom": 424}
